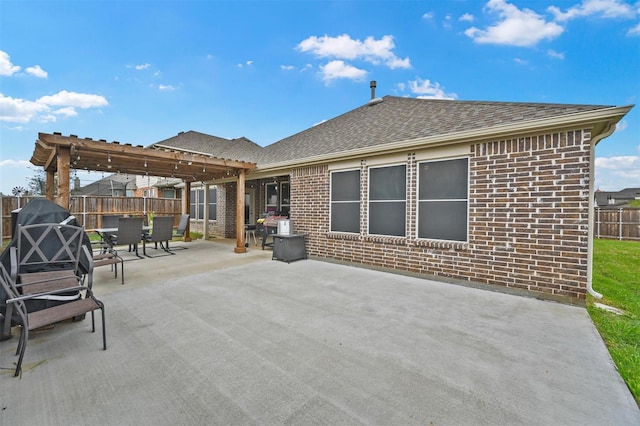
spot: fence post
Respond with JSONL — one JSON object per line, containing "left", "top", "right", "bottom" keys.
{"left": 619, "top": 208, "right": 623, "bottom": 240}
{"left": 82, "top": 195, "right": 87, "bottom": 227}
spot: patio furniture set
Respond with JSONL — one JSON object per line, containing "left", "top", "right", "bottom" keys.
{"left": 0, "top": 223, "right": 106, "bottom": 377}
{"left": 90, "top": 214, "right": 190, "bottom": 284}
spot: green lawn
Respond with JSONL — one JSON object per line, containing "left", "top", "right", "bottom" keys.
{"left": 588, "top": 239, "right": 640, "bottom": 406}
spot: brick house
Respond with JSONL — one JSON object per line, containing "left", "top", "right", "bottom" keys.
{"left": 154, "top": 96, "right": 632, "bottom": 303}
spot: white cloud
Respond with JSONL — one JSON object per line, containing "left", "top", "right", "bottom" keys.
{"left": 237, "top": 60, "right": 253, "bottom": 68}
{"left": 319, "top": 60, "right": 367, "bottom": 83}
{"left": 628, "top": 21, "right": 640, "bottom": 35}
{"left": 280, "top": 65, "right": 295, "bottom": 71}
{"left": 1, "top": 90, "right": 107, "bottom": 123}
{"left": 0, "top": 93, "right": 51, "bottom": 123}
{"left": 297, "top": 34, "right": 411, "bottom": 69}
{"left": 596, "top": 155, "right": 639, "bottom": 169}
{"left": 135, "top": 63, "right": 151, "bottom": 70}
{"left": 465, "top": 0, "right": 564, "bottom": 46}
{"left": 513, "top": 57, "right": 529, "bottom": 65}
{"left": 0, "top": 159, "right": 32, "bottom": 168}
{"left": 616, "top": 119, "right": 628, "bottom": 132}
{"left": 407, "top": 77, "right": 457, "bottom": 100}
{"left": 547, "top": 49, "right": 565, "bottom": 59}
{"left": 0, "top": 51, "right": 21, "bottom": 76}
{"left": 158, "top": 84, "right": 175, "bottom": 91}
{"left": 25, "top": 65, "right": 48, "bottom": 78}
{"left": 595, "top": 155, "right": 640, "bottom": 190}
{"left": 548, "top": 0, "right": 635, "bottom": 21}
{"left": 37, "top": 90, "right": 108, "bottom": 108}
{"left": 52, "top": 106, "right": 78, "bottom": 117}
{"left": 423, "top": 12, "right": 434, "bottom": 20}
{"left": 460, "top": 13, "right": 475, "bottom": 22}
{"left": 443, "top": 14, "right": 454, "bottom": 29}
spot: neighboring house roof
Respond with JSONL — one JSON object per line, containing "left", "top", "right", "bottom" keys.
{"left": 77, "top": 173, "right": 137, "bottom": 196}
{"left": 257, "top": 96, "right": 616, "bottom": 167}
{"left": 595, "top": 187, "right": 640, "bottom": 207}
{"left": 153, "top": 178, "right": 183, "bottom": 188}
{"left": 151, "top": 130, "right": 264, "bottom": 163}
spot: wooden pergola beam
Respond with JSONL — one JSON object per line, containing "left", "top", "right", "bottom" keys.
{"left": 30, "top": 132, "right": 255, "bottom": 252}
{"left": 34, "top": 133, "right": 255, "bottom": 182}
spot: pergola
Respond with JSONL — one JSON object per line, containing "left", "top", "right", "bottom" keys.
{"left": 30, "top": 132, "right": 256, "bottom": 253}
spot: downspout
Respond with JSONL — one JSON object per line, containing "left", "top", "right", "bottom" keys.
{"left": 587, "top": 122, "right": 618, "bottom": 299}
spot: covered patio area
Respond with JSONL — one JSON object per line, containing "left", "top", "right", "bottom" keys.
{"left": 1, "top": 239, "right": 638, "bottom": 425}
{"left": 29, "top": 132, "right": 256, "bottom": 253}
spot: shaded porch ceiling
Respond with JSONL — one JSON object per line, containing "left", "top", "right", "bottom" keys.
{"left": 31, "top": 132, "right": 256, "bottom": 181}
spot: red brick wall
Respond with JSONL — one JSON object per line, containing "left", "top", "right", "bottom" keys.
{"left": 291, "top": 129, "right": 592, "bottom": 302}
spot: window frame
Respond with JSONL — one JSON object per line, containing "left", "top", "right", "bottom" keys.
{"left": 330, "top": 169, "right": 361, "bottom": 234}
{"left": 280, "top": 181, "right": 290, "bottom": 215}
{"left": 416, "top": 156, "right": 469, "bottom": 243}
{"left": 190, "top": 187, "right": 218, "bottom": 221}
{"left": 265, "top": 182, "right": 278, "bottom": 214}
{"left": 367, "top": 163, "right": 407, "bottom": 237}
{"left": 208, "top": 187, "right": 217, "bottom": 220}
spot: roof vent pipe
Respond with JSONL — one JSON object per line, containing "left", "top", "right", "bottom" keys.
{"left": 370, "top": 80, "right": 377, "bottom": 100}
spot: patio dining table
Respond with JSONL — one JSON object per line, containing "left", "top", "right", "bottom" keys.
{"left": 89, "top": 226, "right": 151, "bottom": 255}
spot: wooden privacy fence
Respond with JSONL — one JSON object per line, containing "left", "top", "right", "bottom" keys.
{"left": 1, "top": 195, "right": 182, "bottom": 241}
{"left": 594, "top": 207, "right": 640, "bottom": 241}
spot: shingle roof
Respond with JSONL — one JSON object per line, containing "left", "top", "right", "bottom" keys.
{"left": 151, "top": 130, "right": 263, "bottom": 163}
{"left": 257, "top": 96, "right": 613, "bottom": 165}
{"left": 595, "top": 187, "right": 640, "bottom": 206}
{"left": 78, "top": 173, "right": 136, "bottom": 196}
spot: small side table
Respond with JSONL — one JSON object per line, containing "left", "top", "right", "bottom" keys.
{"left": 272, "top": 233, "right": 307, "bottom": 263}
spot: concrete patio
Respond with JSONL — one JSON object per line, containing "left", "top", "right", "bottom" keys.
{"left": 1, "top": 239, "right": 638, "bottom": 425}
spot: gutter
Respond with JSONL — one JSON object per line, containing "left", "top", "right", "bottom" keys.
{"left": 586, "top": 120, "right": 622, "bottom": 299}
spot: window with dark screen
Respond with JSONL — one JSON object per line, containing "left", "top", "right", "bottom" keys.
{"left": 417, "top": 158, "right": 468, "bottom": 242}
{"left": 368, "top": 164, "right": 406, "bottom": 237}
{"left": 330, "top": 170, "right": 360, "bottom": 233}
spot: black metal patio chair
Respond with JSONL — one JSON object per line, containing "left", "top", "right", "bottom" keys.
{"left": 144, "top": 216, "right": 175, "bottom": 257}
{"left": 109, "top": 217, "right": 144, "bottom": 259}
{"left": 0, "top": 262, "right": 106, "bottom": 377}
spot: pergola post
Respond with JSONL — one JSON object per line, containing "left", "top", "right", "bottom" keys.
{"left": 203, "top": 183, "right": 210, "bottom": 240}
{"left": 183, "top": 181, "right": 192, "bottom": 242}
{"left": 45, "top": 169, "right": 55, "bottom": 200}
{"left": 55, "top": 146, "right": 71, "bottom": 209}
{"left": 234, "top": 169, "right": 246, "bottom": 253}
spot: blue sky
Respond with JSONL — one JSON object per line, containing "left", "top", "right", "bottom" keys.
{"left": 1, "top": 0, "right": 639, "bottom": 195}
